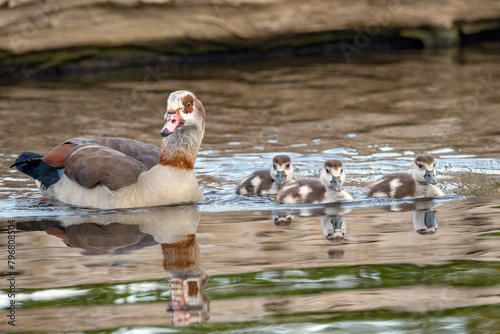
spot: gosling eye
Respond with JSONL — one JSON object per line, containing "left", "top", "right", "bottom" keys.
{"left": 418, "top": 163, "right": 423, "bottom": 169}
{"left": 273, "top": 164, "right": 277, "bottom": 170}
{"left": 340, "top": 168, "right": 344, "bottom": 173}
{"left": 326, "top": 168, "right": 330, "bottom": 174}
{"left": 286, "top": 163, "right": 290, "bottom": 169}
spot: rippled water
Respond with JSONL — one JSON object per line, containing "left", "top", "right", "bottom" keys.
{"left": 1, "top": 49, "right": 500, "bottom": 333}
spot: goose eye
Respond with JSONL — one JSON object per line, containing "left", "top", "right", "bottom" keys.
{"left": 186, "top": 102, "right": 192, "bottom": 108}
{"left": 418, "top": 164, "right": 423, "bottom": 169}
{"left": 326, "top": 169, "right": 330, "bottom": 174}
{"left": 286, "top": 163, "right": 290, "bottom": 168}
{"left": 273, "top": 164, "right": 277, "bottom": 170}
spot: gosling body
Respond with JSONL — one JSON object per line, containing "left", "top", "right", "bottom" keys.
{"left": 236, "top": 155, "right": 294, "bottom": 195}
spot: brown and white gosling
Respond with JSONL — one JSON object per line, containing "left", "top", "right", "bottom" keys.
{"left": 366, "top": 155, "right": 444, "bottom": 199}
{"left": 235, "top": 155, "right": 294, "bottom": 195}
{"left": 277, "top": 160, "right": 353, "bottom": 204}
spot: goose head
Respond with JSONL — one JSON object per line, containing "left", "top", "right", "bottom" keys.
{"left": 320, "top": 159, "right": 346, "bottom": 192}
{"left": 411, "top": 155, "right": 438, "bottom": 185}
{"left": 270, "top": 155, "right": 293, "bottom": 188}
{"left": 161, "top": 90, "right": 205, "bottom": 138}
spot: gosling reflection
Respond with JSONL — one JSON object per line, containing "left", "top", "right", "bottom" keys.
{"left": 271, "top": 210, "right": 294, "bottom": 227}
{"left": 270, "top": 206, "right": 350, "bottom": 245}
{"left": 268, "top": 206, "right": 354, "bottom": 260}
{"left": 15, "top": 205, "right": 209, "bottom": 326}
{"left": 413, "top": 209, "right": 438, "bottom": 235}
{"left": 382, "top": 199, "right": 439, "bottom": 235}
{"left": 321, "top": 215, "right": 347, "bottom": 244}
{"left": 321, "top": 206, "right": 350, "bottom": 244}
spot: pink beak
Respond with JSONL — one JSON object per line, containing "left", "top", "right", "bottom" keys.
{"left": 161, "top": 111, "right": 182, "bottom": 137}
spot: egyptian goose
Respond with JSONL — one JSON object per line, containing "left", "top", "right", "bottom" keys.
{"left": 11, "top": 90, "right": 206, "bottom": 209}
{"left": 235, "top": 154, "right": 294, "bottom": 195}
{"left": 277, "top": 160, "right": 353, "bottom": 204}
{"left": 366, "top": 155, "right": 444, "bottom": 199}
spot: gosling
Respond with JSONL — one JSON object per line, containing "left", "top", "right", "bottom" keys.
{"left": 277, "top": 160, "right": 352, "bottom": 204}
{"left": 366, "top": 155, "right": 444, "bottom": 199}
{"left": 236, "top": 155, "right": 294, "bottom": 195}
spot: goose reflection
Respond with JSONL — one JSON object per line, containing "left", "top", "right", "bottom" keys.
{"left": 16, "top": 204, "right": 208, "bottom": 326}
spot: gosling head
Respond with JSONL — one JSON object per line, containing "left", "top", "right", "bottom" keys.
{"left": 270, "top": 155, "right": 293, "bottom": 188}
{"left": 320, "top": 159, "right": 346, "bottom": 192}
{"left": 411, "top": 155, "right": 438, "bottom": 185}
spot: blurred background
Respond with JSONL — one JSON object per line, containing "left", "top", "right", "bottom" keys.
{"left": 1, "top": 0, "right": 500, "bottom": 77}
{"left": 1, "top": 1, "right": 500, "bottom": 333}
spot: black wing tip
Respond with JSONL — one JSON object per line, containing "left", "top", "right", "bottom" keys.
{"left": 10, "top": 152, "right": 45, "bottom": 169}
{"left": 10, "top": 157, "right": 42, "bottom": 168}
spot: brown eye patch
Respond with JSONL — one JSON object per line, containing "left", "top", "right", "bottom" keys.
{"left": 181, "top": 95, "right": 195, "bottom": 113}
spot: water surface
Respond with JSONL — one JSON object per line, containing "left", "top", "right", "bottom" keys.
{"left": 1, "top": 49, "right": 500, "bottom": 333}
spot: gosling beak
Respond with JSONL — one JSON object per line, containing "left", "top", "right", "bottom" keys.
{"left": 424, "top": 170, "right": 437, "bottom": 185}
{"left": 275, "top": 170, "right": 287, "bottom": 189}
{"left": 161, "top": 111, "right": 183, "bottom": 137}
{"left": 330, "top": 176, "right": 343, "bottom": 192}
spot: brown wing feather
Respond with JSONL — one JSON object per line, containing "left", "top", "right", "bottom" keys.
{"left": 64, "top": 144, "right": 148, "bottom": 191}
{"left": 42, "top": 138, "right": 101, "bottom": 167}
{"left": 96, "top": 137, "right": 160, "bottom": 170}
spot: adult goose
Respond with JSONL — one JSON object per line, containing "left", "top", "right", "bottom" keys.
{"left": 277, "top": 160, "right": 352, "bottom": 204}
{"left": 11, "top": 90, "right": 206, "bottom": 209}
{"left": 235, "top": 155, "right": 294, "bottom": 195}
{"left": 366, "top": 155, "right": 444, "bottom": 199}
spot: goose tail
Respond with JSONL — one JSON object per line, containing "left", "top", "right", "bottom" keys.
{"left": 11, "top": 152, "right": 64, "bottom": 189}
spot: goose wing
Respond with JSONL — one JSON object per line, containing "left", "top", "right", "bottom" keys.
{"left": 95, "top": 137, "right": 160, "bottom": 170}
{"left": 64, "top": 143, "right": 150, "bottom": 191}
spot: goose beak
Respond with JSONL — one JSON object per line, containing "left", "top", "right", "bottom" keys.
{"left": 275, "top": 171, "right": 287, "bottom": 189}
{"left": 330, "top": 176, "right": 343, "bottom": 192}
{"left": 424, "top": 170, "right": 437, "bottom": 185}
{"left": 161, "top": 111, "right": 183, "bottom": 137}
